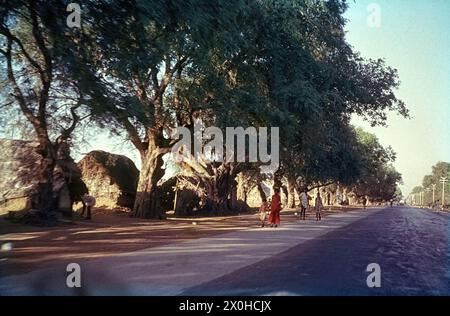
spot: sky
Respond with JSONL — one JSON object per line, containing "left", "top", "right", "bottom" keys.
{"left": 344, "top": 0, "right": 450, "bottom": 195}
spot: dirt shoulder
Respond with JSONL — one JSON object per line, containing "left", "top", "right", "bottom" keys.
{"left": 0, "top": 206, "right": 361, "bottom": 276}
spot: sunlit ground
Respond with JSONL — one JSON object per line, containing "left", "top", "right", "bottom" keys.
{"left": 0, "top": 206, "right": 357, "bottom": 276}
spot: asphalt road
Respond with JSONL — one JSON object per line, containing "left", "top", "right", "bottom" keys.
{"left": 183, "top": 207, "right": 450, "bottom": 296}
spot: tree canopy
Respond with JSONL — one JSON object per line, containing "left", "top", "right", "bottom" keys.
{"left": 1, "top": 0, "right": 408, "bottom": 217}
{"left": 411, "top": 162, "right": 450, "bottom": 206}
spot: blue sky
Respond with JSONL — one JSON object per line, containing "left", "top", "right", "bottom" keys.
{"left": 344, "top": 0, "right": 450, "bottom": 195}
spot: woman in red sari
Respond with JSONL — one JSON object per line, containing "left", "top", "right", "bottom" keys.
{"left": 268, "top": 188, "right": 282, "bottom": 227}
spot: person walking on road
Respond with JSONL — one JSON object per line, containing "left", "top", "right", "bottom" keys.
{"left": 268, "top": 188, "right": 282, "bottom": 228}
{"left": 81, "top": 194, "right": 96, "bottom": 220}
{"left": 299, "top": 187, "right": 309, "bottom": 220}
{"left": 259, "top": 198, "right": 269, "bottom": 227}
{"left": 362, "top": 196, "right": 367, "bottom": 210}
{"left": 315, "top": 191, "right": 323, "bottom": 221}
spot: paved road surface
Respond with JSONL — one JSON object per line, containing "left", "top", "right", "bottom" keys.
{"left": 184, "top": 207, "right": 450, "bottom": 296}
{"left": 1, "top": 207, "right": 448, "bottom": 295}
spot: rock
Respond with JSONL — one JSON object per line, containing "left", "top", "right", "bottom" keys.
{"left": 77, "top": 150, "right": 139, "bottom": 208}
{"left": 0, "top": 139, "right": 86, "bottom": 215}
{"left": 0, "top": 139, "right": 41, "bottom": 200}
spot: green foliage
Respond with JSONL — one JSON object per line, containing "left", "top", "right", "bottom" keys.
{"left": 394, "top": 187, "right": 403, "bottom": 201}
{"left": 1, "top": 0, "right": 410, "bottom": 213}
{"left": 349, "top": 128, "right": 402, "bottom": 202}
{"left": 254, "top": 0, "right": 407, "bottom": 192}
{"left": 76, "top": 0, "right": 407, "bottom": 149}
{"left": 411, "top": 186, "right": 423, "bottom": 194}
{"left": 417, "top": 161, "right": 450, "bottom": 206}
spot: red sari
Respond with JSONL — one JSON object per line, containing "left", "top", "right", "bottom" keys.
{"left": 268, "top": 194, "right": 281, "bottom": 225}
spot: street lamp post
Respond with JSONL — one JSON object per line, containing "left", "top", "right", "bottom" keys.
{"left": 440, "top": 177, "right": 448, "bottom": 209}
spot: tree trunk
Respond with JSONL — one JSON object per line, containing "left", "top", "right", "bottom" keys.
{"left": 36, "top": 139, "right": 58, "bottom": 215}
{"left": 273, "top": 168, "right": 288, "bottom": 204}
{"left": 287, "top": 176, "right": 296, "bottom": 208}
{"left": 200, "top": 165, "right": 238, "bottom": 215}
{"left": 202, "top": 181, "right": 231, "bottom": 214}
{"left": 342, "top": 187, "right": 348, "bottom": 205}
{"left": 273, "top": 168, "right": 283, "bottom": 190}
{"left": 257, "top": 183, "right": 266, "bottom": 203}
{"left": 236, "top": 173, "right": 248, "bottom": 203}
{"left": 281, "top": 185, "right": 288, "bottom": 206}
{"left": 132, "top": 146, "right": 166, "bottom": 219}
{"left": 174, "top": 189, "right": 199, "bottom": 216}
{"left": 230, "top": 179, "right": 238, "bottom": 211}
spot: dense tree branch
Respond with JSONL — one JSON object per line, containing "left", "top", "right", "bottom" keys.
{"left": 307, "top": 181, "right": 336, "bottom": 193}
{"left": 122, "top": 117, "right": 145, "bottom": 155}
{"left": 3, "top": 37, "right": 41, "bottom": 131}
{"left": 28, "top": 3, "right": 52, "bottom": 126}
{"left": 0, "top": 23, "right": 46, "bottom": 80}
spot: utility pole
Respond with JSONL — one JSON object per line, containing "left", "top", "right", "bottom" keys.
{"left": 440, "top": 177, "right": 448, "bottom": 209}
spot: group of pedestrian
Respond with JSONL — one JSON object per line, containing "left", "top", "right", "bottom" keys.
{"left": 259, "top": 188, "right": 282, "bottom": 228}
{"left": 260, "top": 187, "right": 324, "bottom": 227}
